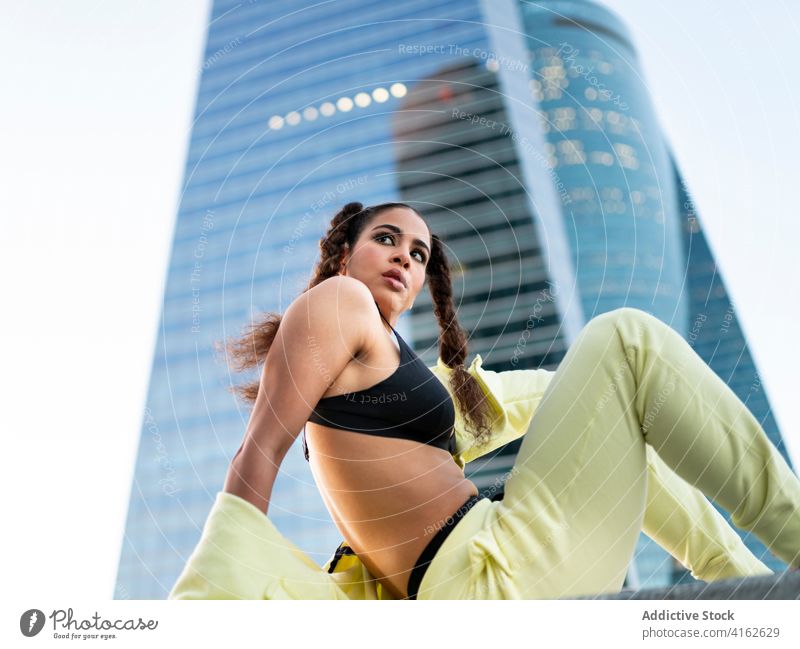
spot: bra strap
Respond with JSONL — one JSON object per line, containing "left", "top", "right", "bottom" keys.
{"left": 374, "top": 301, "right": 395, "bottom": 332}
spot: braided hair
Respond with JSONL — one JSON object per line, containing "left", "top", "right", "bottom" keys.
{"left": 221, "top": 201, "right": 496, "bottom": 446}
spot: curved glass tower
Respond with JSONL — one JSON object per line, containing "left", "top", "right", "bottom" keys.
{"left": 518, "top": 0, "right": 689, "bottom": 329}
{"left": 116, "top": 0, "right": 794, "bottom": 597}
{"left": 516, "top": 0, "right": 793, "bottom": 584}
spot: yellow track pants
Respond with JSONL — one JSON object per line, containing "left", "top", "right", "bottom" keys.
{"left": 416, "top": 308, "right": 800, "bottom": 599}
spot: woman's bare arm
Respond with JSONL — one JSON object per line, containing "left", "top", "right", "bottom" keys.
{"left": 223, "top": 275, "right": 373, "bottom": 514}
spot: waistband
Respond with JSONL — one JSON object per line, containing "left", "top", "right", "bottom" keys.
{"left": 406, "top": 493, "right": 487, "bottom": 600}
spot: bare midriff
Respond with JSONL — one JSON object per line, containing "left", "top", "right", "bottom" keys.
{"left": 304, "top": 422, "right": 478, "bottom": 599}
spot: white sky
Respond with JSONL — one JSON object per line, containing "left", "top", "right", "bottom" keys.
{"left": 2, "top": 1, "right": 798, "bottom": 602}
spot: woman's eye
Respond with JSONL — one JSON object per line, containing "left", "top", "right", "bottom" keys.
{"left": 375, "top": 233, "right": 426, "bottom": 263}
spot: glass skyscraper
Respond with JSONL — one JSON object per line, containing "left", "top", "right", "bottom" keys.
{"left": 516, "top": 0, "right": 794, "bottom": 584}
{"left": 115, "top": 0, "right": 794, "bottom": 597}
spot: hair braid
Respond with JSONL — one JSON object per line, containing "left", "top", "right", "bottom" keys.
{"left": 426, "top": 235, "right": 495, "bottom": 446}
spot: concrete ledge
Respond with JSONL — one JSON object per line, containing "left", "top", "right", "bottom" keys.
{"left": 575, "top": 571, "right": 800, "bottom": 600}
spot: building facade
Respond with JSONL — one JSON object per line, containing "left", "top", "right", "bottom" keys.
{"left": 115, "top": 0, "right": 793, "bottom": 597}
{"left": 516, "top": 0, "right": 794, "bottom": 583}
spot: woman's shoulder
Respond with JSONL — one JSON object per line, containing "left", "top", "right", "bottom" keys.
{"left": 312, "top": 274, "right": 373, "bottom": 299}
{"left": 300, "top": 275, "right": 374, "bottom": 311}
{"left": 284, "top": 275, "right": 376, "bottom": 333}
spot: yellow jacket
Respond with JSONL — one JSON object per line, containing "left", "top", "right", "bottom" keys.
{"left": 169, "top": 354, "right": 553, "bottom": 600}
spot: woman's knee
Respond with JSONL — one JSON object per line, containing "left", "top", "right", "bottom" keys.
{"left": 580, "top": 307, "right": 642, "bottom": 345}
{"left": 594, "top": 306, "right": 651, "bottom": 326}
{"left": 586, "top": 307, "right": 657, "bottom": 346}
{"left": 576, "top": 308, "right": 656, "bottom": 374}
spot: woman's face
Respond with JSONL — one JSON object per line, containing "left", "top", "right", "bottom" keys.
{"left": 339, "top": 207, "right": 431, "bottom": 318}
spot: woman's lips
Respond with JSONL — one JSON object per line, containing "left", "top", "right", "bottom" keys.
{"left": 382, "top": 275, "right": 405, "bottom": 291}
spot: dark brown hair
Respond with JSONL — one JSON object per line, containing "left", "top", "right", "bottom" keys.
{"left": 219, "top": 201, "right": 496, "bottom": 446}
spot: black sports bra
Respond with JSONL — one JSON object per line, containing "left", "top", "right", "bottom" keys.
{"left": 303, "top": 301, "right": 456, "bottom": 461}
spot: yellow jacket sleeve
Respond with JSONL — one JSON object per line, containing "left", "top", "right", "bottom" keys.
{"left": 168, "top": 491, "right": 356, "bottom": 599}
{"left": 429, "top": 355, "right": 555, "bottom": 469}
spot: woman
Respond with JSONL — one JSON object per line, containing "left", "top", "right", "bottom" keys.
{"left": 171, "top": 201, "right": 799, "bottom": 600}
